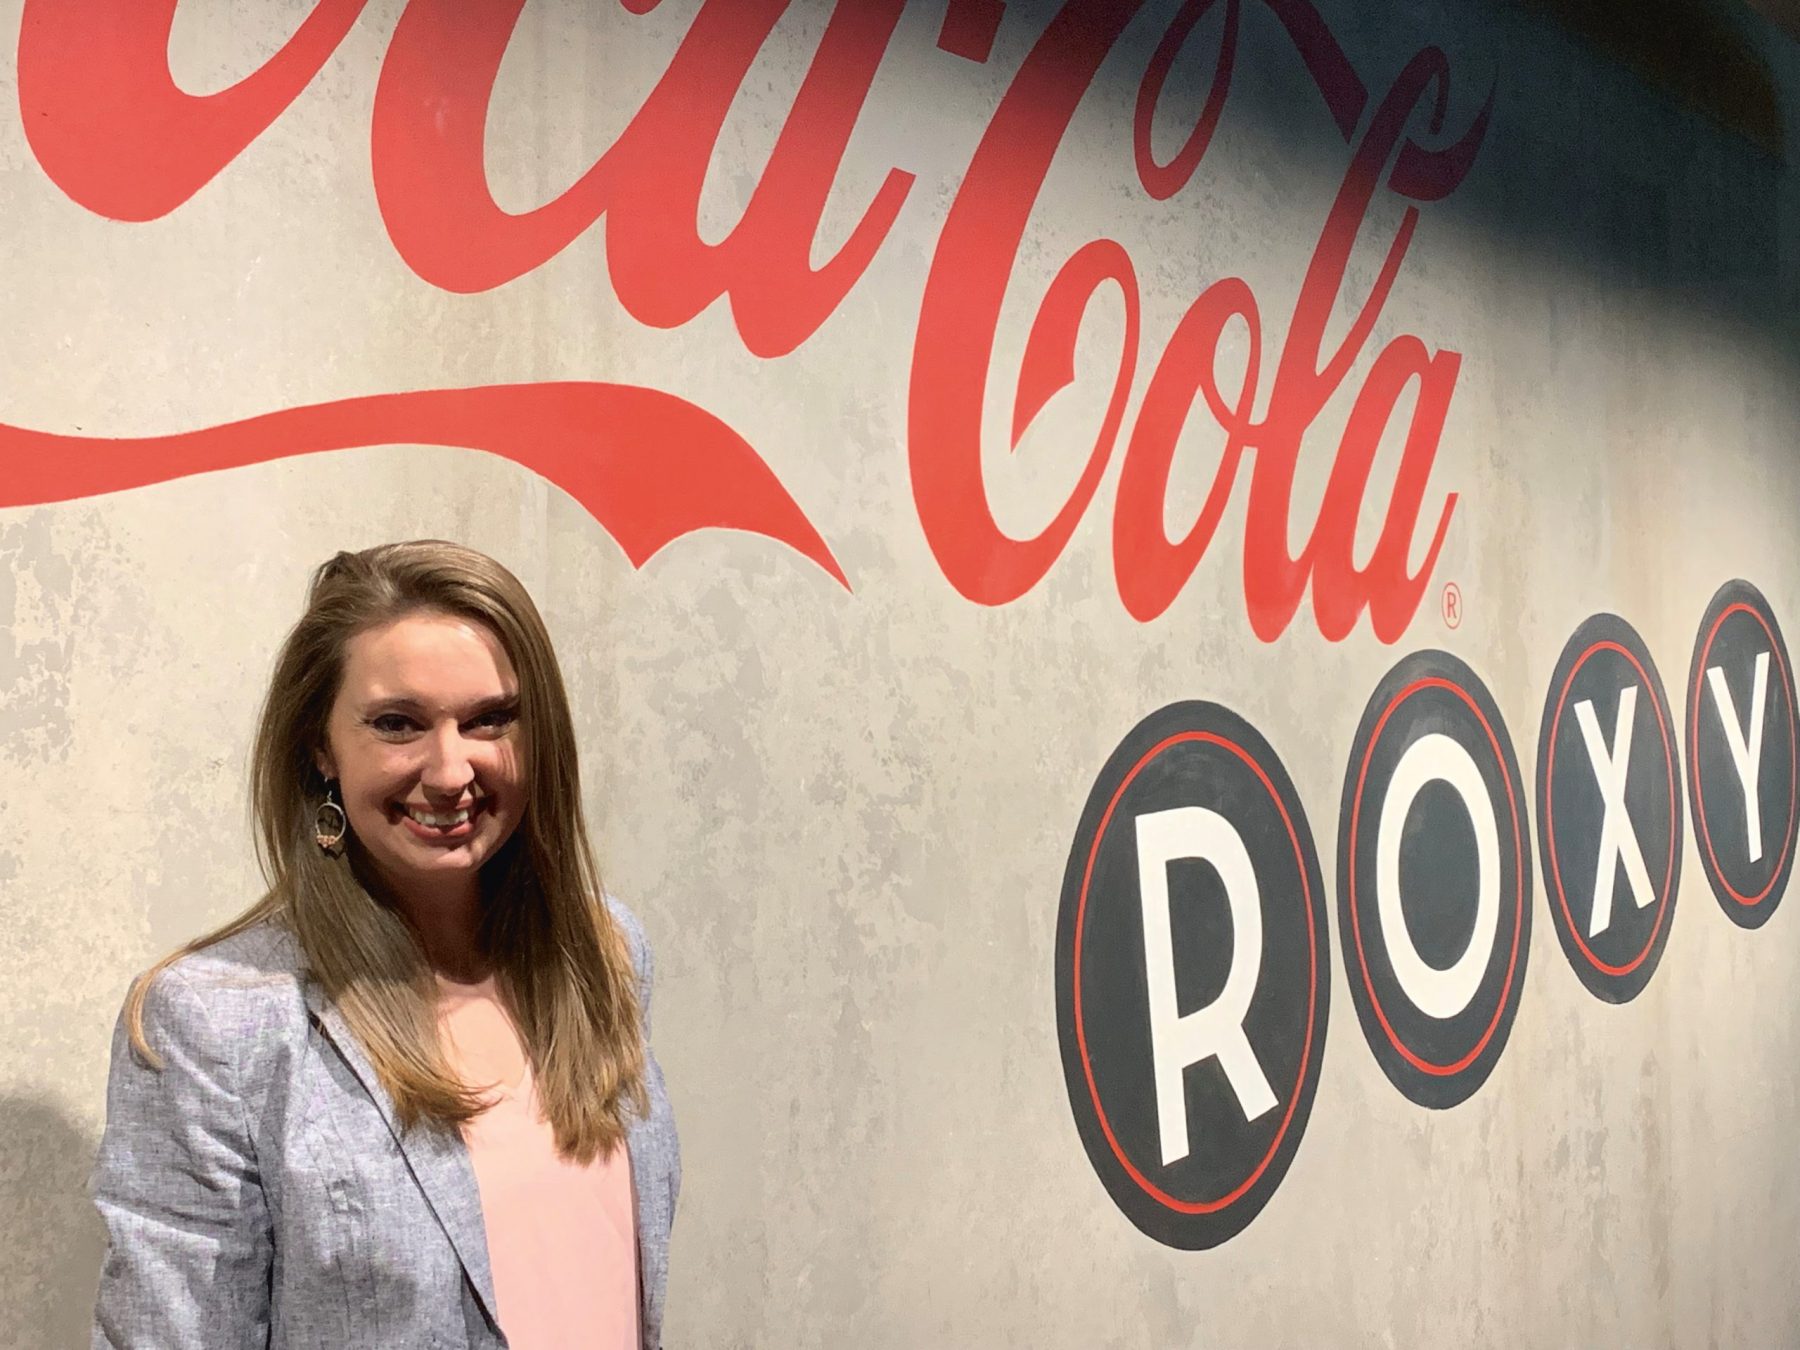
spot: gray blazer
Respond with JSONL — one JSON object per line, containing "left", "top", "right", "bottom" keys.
{"left": 90, "top": 896, "right": 680, "bottom": 1349}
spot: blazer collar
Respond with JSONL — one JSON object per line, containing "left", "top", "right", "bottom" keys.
{"left": 300, "top": 977, "right": 502, "bottom": 1335}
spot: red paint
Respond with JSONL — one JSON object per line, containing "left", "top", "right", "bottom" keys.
{"left": 910, "top": 3, "right": 1146, "bottom": 609}
{"left": 1133, "top": 0, "right": 1240, "bottom": 202}
{"left": 1073, "top": 731, "right": 1316, "bottom": 1214}
{"left": 17, "top": 0, "right": 370, "bottom": 222}
{"left": 912, "top": 11, "right": 1485, "bottom": 641}
{"left": 935, "top": 0, "right": 1007, "bottom": 63}
{"left": 0, "top": 385, "right": 845, "bottom": 585}
{"left": 373, "top": 0, "right": 913, "bottom": 358}
{"left": 9, "top": 0, "right": 1489, "bottom": 637}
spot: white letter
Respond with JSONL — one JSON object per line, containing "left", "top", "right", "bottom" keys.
{"left": 1375, "top": 733, "right": 1500, "bottom": 1020}
{"left": 1707, "top": 651, "right": 1770, "bottom": 862}
{"left": 1575, "top": 687, "right": 1656, "bottom": 936}
{"left": 1135, "top": 807, "right": 1277, "bottom": 1167}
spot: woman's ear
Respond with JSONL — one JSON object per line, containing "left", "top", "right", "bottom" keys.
{"left": 313, "top": 746, "right": 336, "bottom": 781}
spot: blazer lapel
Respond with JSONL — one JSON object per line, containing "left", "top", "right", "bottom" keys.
{"left": 301, "top": 979, "right": 503, "bottom": 1335}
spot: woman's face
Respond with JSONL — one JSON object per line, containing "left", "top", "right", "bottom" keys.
{"left": 314, "top": 610, "right": 527, "bottom": 907}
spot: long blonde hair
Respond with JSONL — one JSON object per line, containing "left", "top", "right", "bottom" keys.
{"left": 126, "top": 540, "right": 646, "bottom": 1162}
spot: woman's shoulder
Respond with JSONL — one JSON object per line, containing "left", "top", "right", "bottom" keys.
{"left": 601, "top": 890, "right": 646, "bottom": 948}
{"left": 133, "top": 919, "right": 311, "bottom": 1054}
{"left": 160, "top": 918, "right": 306, "bottom": 992}
{"left": 600, "top": 891, "right": 660, "bottom": 1020}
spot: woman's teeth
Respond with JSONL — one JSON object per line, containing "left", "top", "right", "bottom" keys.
{"left": 402, "top": 804, "right": 473, "bottom": 828}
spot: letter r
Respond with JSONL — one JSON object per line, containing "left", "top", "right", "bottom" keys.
{"left": 1135, "top": 807, "right": 1278, "bottom": 1168}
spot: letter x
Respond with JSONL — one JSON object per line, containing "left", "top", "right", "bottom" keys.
{"left": 1575, "top": 687, "right": 1655, "bottom": 937}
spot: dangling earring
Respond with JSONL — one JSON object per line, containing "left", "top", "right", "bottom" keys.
{"left": 315, "top": 779, "right": 348, "bottom": 856}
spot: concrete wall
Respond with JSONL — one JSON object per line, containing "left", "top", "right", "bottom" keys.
{"left": 2, "top": 1, "right": 1797, "bottom": 1345}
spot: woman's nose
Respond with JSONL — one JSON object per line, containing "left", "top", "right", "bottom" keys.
{"left": 419, "top": 724, "right": 476, "bottom": 793}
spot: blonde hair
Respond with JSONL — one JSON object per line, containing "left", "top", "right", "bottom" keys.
{"left": 126, "top": 540, "right": 645, "bottom": 1162}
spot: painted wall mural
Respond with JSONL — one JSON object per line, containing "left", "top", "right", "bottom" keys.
{"left": 4, "top": 0, "right": 1799, "bottom": 1343}
{"left": 1055, "top": 697, "right": 1329, "bottom": 1249}
{"left": 1056, "top": 581, "right": 1797, "bottom": 1246}
{"left": 4, "top": 0, "right": 1489, "bottom": 641}
{"left": 1538, "top": 612, "right": 1682, "bottom": 1003}
{"left": 1686, "top": 579, "right": 1799, "bottom": 928}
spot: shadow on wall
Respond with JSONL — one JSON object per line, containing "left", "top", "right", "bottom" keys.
{"left": 1097, "top": 0, "right": 1800, "bottom": 345}
{"left": 1525, "top": 0, "right": 1786, "bottom": 157}
{"left": 0, "top": 1095, "right": 103, "bottom": 1350}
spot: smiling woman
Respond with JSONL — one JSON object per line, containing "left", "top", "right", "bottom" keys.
{"left": 315, "top": 611, "right": 529, "bottom": 979}
{"left": 88, "top": 540, "right": 680, "bottom": 1350}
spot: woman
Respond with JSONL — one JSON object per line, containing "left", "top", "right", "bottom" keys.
{"left": 90, "top": 540, "right": 679, "bottom": 1349}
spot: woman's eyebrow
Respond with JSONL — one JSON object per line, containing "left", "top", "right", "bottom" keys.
{"left": 465, "top": 693, "right": 522, "bottom": 716}
{"left": 361, "top": 692, "right": 521, "bottom": 717}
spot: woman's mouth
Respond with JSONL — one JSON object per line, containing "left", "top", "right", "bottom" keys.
{"left": 395, "top": 798, "right": 484, "bottom": 841}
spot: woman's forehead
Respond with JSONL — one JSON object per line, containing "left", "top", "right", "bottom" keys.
{"left": 339, "top": 613, "right": 518, "bottom": 694}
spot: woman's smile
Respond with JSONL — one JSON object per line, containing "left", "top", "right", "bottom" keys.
{"left": 395, "top": 796, "right": 488, "bottom": 841}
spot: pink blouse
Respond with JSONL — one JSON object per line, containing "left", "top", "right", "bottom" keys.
{"left": 436, "top": 975, "right": 639, "bottom": 1350}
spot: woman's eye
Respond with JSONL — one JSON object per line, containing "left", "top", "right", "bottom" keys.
{"left": 473, "top": 708, "right": 518, "bottom": 732}
{"left": 370, "top": 714, "right": 415, "bottom": 735}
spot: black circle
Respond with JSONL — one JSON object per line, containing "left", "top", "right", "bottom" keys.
{"left": 1336, "top": 650, "right": 1531, "bottom": 1110}
{"left": 1536, "top": 612, "right": 1682, "bottom": 1002}
{"left": 1055, "top": 701, "right": 1329, "bottom": 1249}
{"left": 1685, "top": 579, "right": 1799, "bottom": 930}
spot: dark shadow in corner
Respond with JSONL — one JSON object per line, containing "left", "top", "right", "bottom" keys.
{"left": 1523, "top": 0, "right": 1785, "bottom": 158}
{"left": 1009, "top": 0, "right": 1798, "bottom": 355}
{"left": 0, "top": 1095, "right": 104, "bottom": 1350}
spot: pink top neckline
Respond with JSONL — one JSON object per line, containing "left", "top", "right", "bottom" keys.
{"left": 435, "top": 974, "right": 639, "bottom": 1349}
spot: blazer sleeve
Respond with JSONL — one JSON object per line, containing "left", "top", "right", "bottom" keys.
{"left": 90, "top": 968, "right": 273, "bottom": 1349}
{"left": 607, "top": 893, "right": 680, "bottom": 1209}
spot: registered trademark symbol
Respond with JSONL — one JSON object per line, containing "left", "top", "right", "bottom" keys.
{"left": 1442, "top": 582, "right": 1463, "bottom": 630}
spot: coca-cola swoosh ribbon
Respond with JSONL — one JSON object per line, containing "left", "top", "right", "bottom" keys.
{"left": 0, "top": 382, "right": 847, "bottom": 585}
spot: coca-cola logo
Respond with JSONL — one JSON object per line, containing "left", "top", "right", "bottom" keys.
{"left": 2, "top": 0, "right": 1490, "bottom": 643}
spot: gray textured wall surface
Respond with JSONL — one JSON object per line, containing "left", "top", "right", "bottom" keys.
{"left": 2, "top": 1, "right": 1799, "bottom": 1346}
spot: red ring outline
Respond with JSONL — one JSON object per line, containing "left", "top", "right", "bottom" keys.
{"left": 1544, "top": 640, "right": 1678, "bottom": 977}
{"left": 1071, "top": 730, "right": 1318, "bottom": 1215}
{"left": 1689, "top": 602, "right": 1799, "bottom": 907}
{"left": 1348, "top": 676, "right": 1524, "bottom": 1076}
